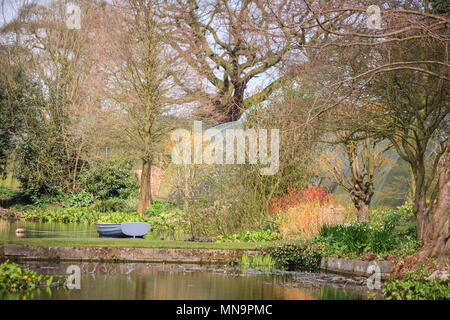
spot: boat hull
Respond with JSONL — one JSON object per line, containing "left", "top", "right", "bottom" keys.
{"left": 96, "top": 222, "right": 151, "bottom": 238}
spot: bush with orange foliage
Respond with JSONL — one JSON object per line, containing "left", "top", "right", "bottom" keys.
{"left": 269, "top": 186, "right": 332, "bottom": 215}
{"left": 272, "top": 186, "right": 345, "bottom": 239}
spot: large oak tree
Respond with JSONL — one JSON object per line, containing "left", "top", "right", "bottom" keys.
{"left": 161, "top": 0, "right": 311, "bottom": 123}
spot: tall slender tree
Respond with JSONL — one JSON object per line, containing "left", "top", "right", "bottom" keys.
{"left": 106, "top": 0, "right": 179, "bottom": 215}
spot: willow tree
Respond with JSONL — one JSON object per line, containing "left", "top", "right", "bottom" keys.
{"left": 107, "top": 0, "right": 177, "bottom": 215}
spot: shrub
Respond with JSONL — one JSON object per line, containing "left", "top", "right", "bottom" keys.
{"left": 146, "top": 208, "right": 189, "bottom": 238}
{"left": 16, "top": 135, "right": 81, "bottom": 200}
{"left": 383, "top": 277, "right": 449, "bottom": 300}
{"left": 22, "top": 207, "right": 102, "bottom": 224}
{"left": 370, "top": 204, "right": 414, "bottom": 227}
{"left": 341, "top": 222, "right": 370, "bottom": 254}
{"left": 269, "top": 186, "right": 332, "bottom": 215}
{"left": 143, "top": 201, "right": 188, "bottom": 238}
{"left": 383, "top": 263, "right": 450, "bottom": 300}
{"left": 315, "top": 222, "right": 397, "bottom": 255}
{"left": 91, "top": 198, "right": 130, "bottom": 213}
{"left": 367, "top": 223, "right": 396, "bottom": 253}
{"left": 31, "top": 193, "right": 66, "bottom": 207}
{"left": 217, "top": 230, "right": 281, "bottom": 243}
{"left": 183, "top": 207, "right": 218, "bottom": 240}
{"left": 144, "top": 200, "right": 175, "bottom": 216}
{"left": 267, "top": 186, "right": 337, "bottom": 239}
{"left": 370, "top": 204, "right": 416, "bottom": 239}
{"left": 0, "top": 260, "right": 60, "bottom": 291}
{"left": 0, "top": 187, "right": 20, "bottom": 199}
{"left": 79, "top": 159, "right": 138, "bottom": 200}
{"left": 263, "top": 241, "right": 322, "bottom": 271}
{"left": 62, "top": 191, "right": 94, "bottom": 208}
{"left": 278, "top": 202, "right": 340, "bottom": 239}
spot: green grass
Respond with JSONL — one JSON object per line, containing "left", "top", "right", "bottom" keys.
{"left": 0, "top": 237, "right": 271, "bottom": 250}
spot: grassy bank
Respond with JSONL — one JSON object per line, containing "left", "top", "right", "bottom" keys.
{"left": 0, "top": 237, "right": 269, "bottom": 250}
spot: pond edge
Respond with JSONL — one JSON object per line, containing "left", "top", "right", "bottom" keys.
{"left": 0, "top": 243, "right": 259, "bottom": 264}
{"left": 1, "top": 243, "right": 392, "bottom": 280}
{"left": 321, "top": 257, "right": 392, "bottom": 280}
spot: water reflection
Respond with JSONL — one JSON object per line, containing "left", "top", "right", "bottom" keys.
{"left": 0, "top": 262, "right": 376, "bottom": 300}
{"left": 0, "top": 220, "right": 97, "bottom": 240}
{"left": 0, "top": 220, "right": 164, "bottom": 240}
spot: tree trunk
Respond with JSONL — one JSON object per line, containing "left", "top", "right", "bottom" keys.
{"left": 350, "top": 184, "right": 373, "bottom": 223}
{"left": 412, "top": 163, "right": 429, "bottom": 240}
{"left": 417, "top": 136, "right": 449, "bottom": 263}
{"left": 357, "top": 201, "right": 370, "bottom": 223}
{"left": 137, "top": 159, "right": 152, "bottom": 216}
{"left": 72, "top": 141, "right": 83, "bottom": 192}
{"left": 182, "top": 164, "right": 191, "bottom": 211}
{"left": 414, "top": 191, "right": 429, "bottom": 240}
{"left": 224, "top": 101, "right": 241, "bottom": 122}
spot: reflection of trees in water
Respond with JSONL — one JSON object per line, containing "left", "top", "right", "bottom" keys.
{"left": 139, "top": 271, "right": 294, "bottom": 300}
{"left": 135, "top": 277, "right": 146, "bottom": 300}
{"left": 282, "top": 288, "right": 314, "bottom": 300}
{"left": 72, "top": 263, "right": 362, "bottom": 300}
{"left": 4, "top": 262, "right": 369, "bottom": 300}
{"left": 310, "top": 284, "right": 371, "bottom": 300}
{"left": 81, "top": 262, "right": 135, "bottom": 276}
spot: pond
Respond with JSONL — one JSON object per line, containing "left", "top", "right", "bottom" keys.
{"left": 0, "top": 219, "right": 97, "bottom": 240}
{"left": 0, "top": 261, "right": 378, "bottom": 300}
{"left": 0, "top": 221, "right": 382, "bottom": 300}
{"left": 0, "top": 220, "right": 162, "bottom": 241}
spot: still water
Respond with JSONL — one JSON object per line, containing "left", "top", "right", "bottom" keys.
{"left": 0, "top": 221, "right": 379, "bottom": 300}
{"left": 0, "top": 219, "right": 98, "bottom": 240}
{"left": 0, "top": 220, "right": 163, "bottom": 240}
{"left": 0, "top": 261, "right": 375, "bottom": 300}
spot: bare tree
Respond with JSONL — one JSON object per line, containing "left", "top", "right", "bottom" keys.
{"left": 285, "top": 0, "right": 449, "bottom": 260}
{"left": 160, "top": 0, "right": 309, "bottom": 123}
{"left": 316, "top": 130, "right": 393, "bottom": 222}
{"left": 104, "top": 0, "right": 179, "bottom": 215}
{"left": 1, "top": 0, "right": 104, "bottom": 194}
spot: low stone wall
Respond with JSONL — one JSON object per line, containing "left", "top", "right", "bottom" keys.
{"left": 321, "top": 257, "right": 392, "bottom": 280}
{"left": 0, "top": 244, "right": 258, "bottom": 264}
{"left": 1, "top": 244, "right": 393, "bottom": 280}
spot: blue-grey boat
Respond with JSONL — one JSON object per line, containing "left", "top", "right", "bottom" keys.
{"left": 96, "top": 222, "right": 151, "bottom": 238}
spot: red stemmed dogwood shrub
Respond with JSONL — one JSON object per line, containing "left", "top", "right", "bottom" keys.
{"left": 269, "top": 186, "right": 339, "bottom": 239}
{"left": 269, "top": 186, "right": 332, "bottom": 215}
